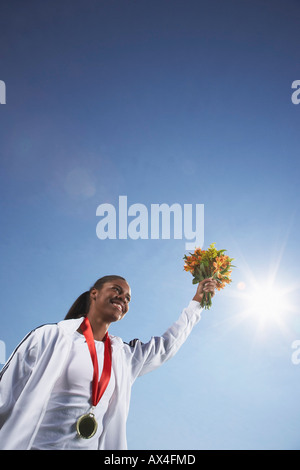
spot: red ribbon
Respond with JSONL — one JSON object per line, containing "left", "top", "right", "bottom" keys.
{"left": 80, "top": 317, "right": 112, "bottom": 407}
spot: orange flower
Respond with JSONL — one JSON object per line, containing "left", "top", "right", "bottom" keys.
{"left": 183, "top": 243, "right": 235, "bottom": 309}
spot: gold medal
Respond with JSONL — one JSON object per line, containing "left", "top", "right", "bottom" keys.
{"left": 76, "top": 412, "right": 98, "bottom": 439}
{"left": 76, "top": 318, "right": 112, "bottom": 440}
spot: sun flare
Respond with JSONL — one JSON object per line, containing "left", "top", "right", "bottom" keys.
{"left": 247, "top": 282, "right": 287, "bottom": 320}
{"left": 232, "top": 275, "right": 298, "bottom": 336}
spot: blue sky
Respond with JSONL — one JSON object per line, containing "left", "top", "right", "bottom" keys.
{"left": 1, "top": 0, "right": 300, "bottom": 450}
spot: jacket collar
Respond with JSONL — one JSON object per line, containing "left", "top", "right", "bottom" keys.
{"left": 57, "top": 316, "right": 124, "bottom": 352}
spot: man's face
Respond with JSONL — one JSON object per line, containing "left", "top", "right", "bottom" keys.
{"left": 92, "top": 279, "right": 131, "bottom": 323}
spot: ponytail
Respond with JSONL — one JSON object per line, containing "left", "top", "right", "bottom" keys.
{"left": 64, "top": 275, "right": 126, "bottom": 320}
{"left": 64, "top": 291, "right": 91, "bottom": 320}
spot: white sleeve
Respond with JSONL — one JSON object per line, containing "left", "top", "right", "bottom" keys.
{"left": 0, "top": 330, "right": 39, "bottom": 428}
{"left": 126, "top": 300, "right": 202, "bottom": 382}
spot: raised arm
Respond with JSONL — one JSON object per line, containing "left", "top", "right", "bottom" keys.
{"left": 127, "top": 278, "right": 218, "bottom": 381}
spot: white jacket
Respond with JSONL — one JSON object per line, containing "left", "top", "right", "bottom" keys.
{"left": 0, "top": 300, "right": 202, "bottom": 450}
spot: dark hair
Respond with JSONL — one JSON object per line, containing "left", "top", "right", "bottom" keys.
{"left": 64, "top": 275, "right": 127, "bottom": 320}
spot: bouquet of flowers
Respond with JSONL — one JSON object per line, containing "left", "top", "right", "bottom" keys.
{"left": 183, "top": 243, "right": 235, "bottom": 309}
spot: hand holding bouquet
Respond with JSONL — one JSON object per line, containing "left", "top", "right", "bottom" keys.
{"left": 184, "top": 243, "right": 234, "bottom": 309}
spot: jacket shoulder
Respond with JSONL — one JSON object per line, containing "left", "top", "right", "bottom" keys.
{"left": 0, "top": 322, "right": 59, "bottom": 380}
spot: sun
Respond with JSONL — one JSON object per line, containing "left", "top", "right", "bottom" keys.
{"left": 225, "top": 234, "right": 299, "bottom": 338}
{"left": 244, "top": 281, "right": 289, "bottom": 327}
{"left": 233, "top": 275, "right": 298, "bottom": 336}
{"left": 248, "top": 282, "right": 287, "bottom": 317}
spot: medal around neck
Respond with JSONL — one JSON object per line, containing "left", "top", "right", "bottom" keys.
{"left": 76, "top": 317, "right": 112, "bottom": 439}
{"left": 76, "top": 411, "right": 98, "bottom": 439}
